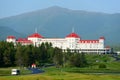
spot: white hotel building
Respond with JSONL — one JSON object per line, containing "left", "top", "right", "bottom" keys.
{"left": 6, "top": 32, "right": 111, "bottom": 54}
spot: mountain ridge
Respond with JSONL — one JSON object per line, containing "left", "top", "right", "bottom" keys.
{"left": 0, "top": 26, "right": 24, "bottom": 40}
{"left": 0, "top": 6, "right": 120, "bottom": 44}
{"left": 0, "top": 6, "right": 115, "bottom": 19}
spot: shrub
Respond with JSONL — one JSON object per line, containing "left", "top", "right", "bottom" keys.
{"left": 99, "top": 63, "right": 106, "bottom": 68}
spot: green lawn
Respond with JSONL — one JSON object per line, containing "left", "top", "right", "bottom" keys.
{"left": 0, "top": 67, "right": 120, "bottom": 80}
{"left": 0, "top": 67, "right": 31, "bottom": 76}
{"left": 0, "top": 54, "right": 120, "bottom": 80}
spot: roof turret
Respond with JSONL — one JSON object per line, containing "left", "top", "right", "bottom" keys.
{"left": 28, "top": 33, "right": 43, "bottom": 38}
{"left": 66, "top": 32, "right": 80, "bottom": 38}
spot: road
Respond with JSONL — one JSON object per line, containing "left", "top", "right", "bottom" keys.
{"left": 28, "top": 68, "right": 44, "bottom": 74}
{"left": 112, "top": 54, "right": 120, "bottom": 61}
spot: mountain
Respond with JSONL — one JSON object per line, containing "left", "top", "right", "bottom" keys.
{"left": 0, "top": 6, "right": 120, "bottom": 44}
{"left": 0, "top": 26, "right": 25, "bottom": 40}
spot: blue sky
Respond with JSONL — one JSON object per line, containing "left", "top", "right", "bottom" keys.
{"left": 0, "top": 0, "right": 120, "bottom": 18}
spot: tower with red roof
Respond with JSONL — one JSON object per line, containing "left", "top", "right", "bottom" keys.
{"left": 28, "top": 33, "right": 43, "bottom": 46}
{"left": 66, "top": 32, "right": 80, "bottom": 50}
{"left": 6, "top": 36, "right": 16, "bottom": 43}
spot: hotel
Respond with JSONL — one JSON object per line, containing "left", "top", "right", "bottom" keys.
{"left": 6, "top": 32, "right": 111, "bottom": 54}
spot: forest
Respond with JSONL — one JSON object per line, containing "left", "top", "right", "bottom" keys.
{"left": 0, "top": 41, "right": 87, "bottom": 68}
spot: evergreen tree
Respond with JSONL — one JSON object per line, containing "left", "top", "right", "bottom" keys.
{"left": 32, "top": 45, "right": 41, "bottom": 66}
{"left": 69, "top": 53, "right": 87, "bottom": 67}
{"left": 80, "top": 52, "right": 87, "bottom": 67}
{"left": 0, "top": 41, "right": 5, "bottom": 67}
{"left": 53, "top": 47, "right": 63, "bottom": 67}
{"left": 0, "top": 41, "right": 15, "bottom": 67}
{"left": 15, "top": 45, "right": 24, "bottom": 67}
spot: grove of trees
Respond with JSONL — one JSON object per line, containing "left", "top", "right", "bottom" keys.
{"left": 0, "top": 41, "right": 88, "bottom": 68}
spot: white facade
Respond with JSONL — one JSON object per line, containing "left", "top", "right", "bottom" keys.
{"left": 6, "top": 32, "right": 111, "bottom": 54}
{"left": 6, "top": 36, "right": 16, "bottom": 43}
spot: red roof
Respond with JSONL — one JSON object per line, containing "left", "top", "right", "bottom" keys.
{"left": 17, "top": 38, "right": 27, "bottom": 41}
{"left": 99, "top": 36, "right": 105, "bottom": 40}
{"left": 28, "top": 33, "right": 43, "bottom": 38}
{"left": 32, "top": 63, "right": 36, "bottom": 66}
{"left": 7, "top": 36, "right": 15, "bottom": 39}
{"left": 106, "top": 46, "right": 110, "bottom": 49}
{"left": 79, "top": 40, "right": 99, "bottom": 43}
{"left": 66, "top": 33, "right": 80, "bottom": 38}
{"left": 17, "top": 38, "right": 33, "bottom": 43}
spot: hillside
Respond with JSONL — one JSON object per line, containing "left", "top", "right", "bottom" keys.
{"left": 0, "top": 6, "right": 120, "bottom": 44}
{"left": 0, "top": 26, "right": 24, "bottom": 40}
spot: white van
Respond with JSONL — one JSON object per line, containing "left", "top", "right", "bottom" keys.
{"left": 11, "top": 69, "right": 20, "bottom": 75}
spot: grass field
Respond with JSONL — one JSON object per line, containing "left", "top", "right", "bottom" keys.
{"left": 0, "top": 67, "right": 31, "bottom": 76}
{"left": 0, "top": 67, "right": 120, "bottom": 80}
{"left": 0, "top": 54, "right": 120, "bottom": 80}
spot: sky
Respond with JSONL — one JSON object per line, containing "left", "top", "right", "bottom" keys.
{"left": 0, "top": 0, "right": 120, "bottom": 18}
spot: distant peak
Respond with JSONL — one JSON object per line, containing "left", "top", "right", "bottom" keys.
{"left": 49, "top": 6, "right": 62, "bottom": 8}
{"left": 48, "top": 6, "right": 64, "bottom": 9}
{"left": 46, "top": 6, "right": 70, "bottom": 11}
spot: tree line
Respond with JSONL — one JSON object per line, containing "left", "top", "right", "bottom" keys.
{"left": 0, "top": 41, "right": 87, "bottom": 68}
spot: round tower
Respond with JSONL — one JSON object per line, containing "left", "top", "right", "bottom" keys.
{"left": 99, "top": 36, "right": 105, "bottom": 49}
{"left": 66, "top": 32, "right": 80, "bottom": 49}
{"left": 6, "top": 36, "right": 16, "bottom": 43}
{"left": 28, "top": 33, "right": 43, "bottom": 46}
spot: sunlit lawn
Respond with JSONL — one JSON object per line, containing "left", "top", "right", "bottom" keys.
{"left": 0, "top": 67, "right": 120, "bottom": 80}
{"left": 0, "top": 72, "right": 120, "bottom": 80}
